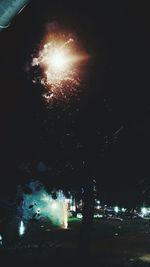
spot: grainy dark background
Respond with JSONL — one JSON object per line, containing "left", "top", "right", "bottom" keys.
{"left": 0, "top": 1, "right": 149, "bottom": 206}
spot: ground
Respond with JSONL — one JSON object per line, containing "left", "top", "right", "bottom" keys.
{"left": 1, "top": 218, "right": 150, "bottom": 266}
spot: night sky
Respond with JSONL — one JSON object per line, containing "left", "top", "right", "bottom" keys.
{"left": 0, "top": 1, "right": 150, "bottom": 206}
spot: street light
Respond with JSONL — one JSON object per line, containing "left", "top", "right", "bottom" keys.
{"left": 141, "top": 207, "right": 147, "bottom": 216}
{"left": 114, "top": 206, "right": 119, "bottom": 213}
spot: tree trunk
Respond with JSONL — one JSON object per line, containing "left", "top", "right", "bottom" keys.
{"left": 78, "top": 177, "right": 94, "bottom": 255}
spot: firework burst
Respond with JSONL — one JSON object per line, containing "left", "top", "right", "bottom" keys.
{"left": 31, "top": 27, "right": 89, "bottom": 104}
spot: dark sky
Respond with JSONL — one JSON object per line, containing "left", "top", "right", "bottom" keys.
{"left": 0, "top": 0, "right": 150, "bottom": 205}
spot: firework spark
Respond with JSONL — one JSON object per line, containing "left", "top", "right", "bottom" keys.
{"left": 31, "top": 29, "right": 89, "bottom": 103}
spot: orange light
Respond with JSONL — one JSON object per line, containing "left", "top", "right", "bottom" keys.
{"left": 31, "top": 29, "right": 89, "bottom": 102}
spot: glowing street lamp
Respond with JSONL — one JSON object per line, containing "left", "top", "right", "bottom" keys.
{"left": 114, "top": 206, "right": 119, "bottom": 213}
{"left": 77, "top": 213, "right": 83, "bottom": 219}
{"left": 121, "top": 208, "right": 126, "bottom": 212}
{"left": 141, "top": 207, "right": 147, "bottom": 216}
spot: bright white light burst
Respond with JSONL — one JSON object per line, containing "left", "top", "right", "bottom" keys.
{"left": 51, "top": 50, "right": 67, "bottom": 71}
{"left": 31, "top": 31, "right": 88, "bottom": 103}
